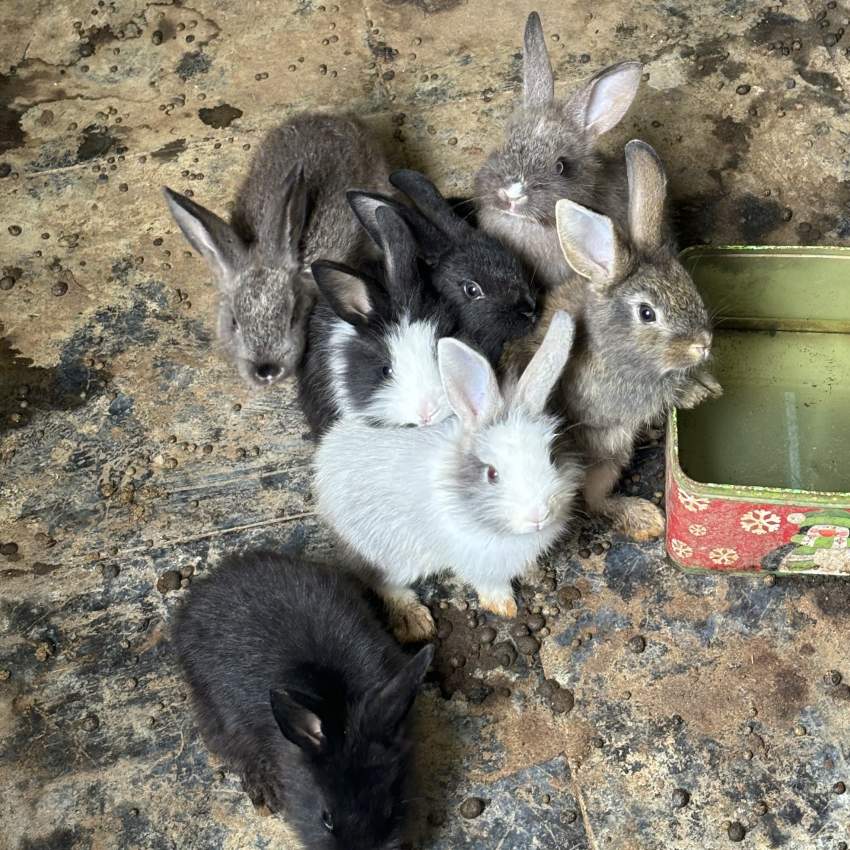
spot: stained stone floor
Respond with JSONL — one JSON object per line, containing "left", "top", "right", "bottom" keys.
{"left": 2, "top": 1, "right": 850, "bottom": 849}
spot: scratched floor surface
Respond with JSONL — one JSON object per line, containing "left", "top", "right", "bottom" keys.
{"left": 2, "top": 1, "right": 850, "bottom": 848}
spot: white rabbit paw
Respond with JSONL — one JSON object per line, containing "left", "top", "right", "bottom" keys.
{"left": 678, "top": 372, "right": 723, "bottom": 409}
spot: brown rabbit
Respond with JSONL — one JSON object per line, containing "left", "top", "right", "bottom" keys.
{"left": 507, "top": 140, "right": 721, "bottom": 540}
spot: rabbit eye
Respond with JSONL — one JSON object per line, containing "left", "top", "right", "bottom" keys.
{"left": 463, "top": 281, "right": 484, "bottom": 301}
{"left": 486, "top": 465, "right": 500, "bottom": 484}
{"left": 381, "top": 365, "right": 394, "bottom": 379}
{"left": 555, "top": 157, "right": 570, "bottom": 176}
{"left": 321, "top": 810, "right": 334, "bottom": 832}
{"left": 231, "top": 316, "right": 240, "bottom": 332}
{"left": 638, "top": 303, "right": 657, "bottom": 323}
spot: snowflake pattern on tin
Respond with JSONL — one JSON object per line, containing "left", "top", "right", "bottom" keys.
{"left": 709, "top": 547, "right": 739, "bottom": 566}
{"left": 679, "top": 489, "right": 710, "bottom": 513}
{"left": 739, "top": 509, "right": 781, "bottom": 535}
{"left": 671, "top": 539, "right": 693, "bottom": 559}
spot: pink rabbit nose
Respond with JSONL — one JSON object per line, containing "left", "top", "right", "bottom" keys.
{"left": 498, "top": 182, "right": 527, "bottom": 211}
{"left": 419, "top": 402, "right": 438, "bottom": 425}
{"left": 689, "top": 331, "right": 713, "bottom": 362}
{"left": 526, "top": 507, "right": 552, "bottom": 530}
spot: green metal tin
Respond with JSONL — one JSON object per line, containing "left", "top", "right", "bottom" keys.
{"left": 666, "top": 246, "right": 850, "bottom": 576}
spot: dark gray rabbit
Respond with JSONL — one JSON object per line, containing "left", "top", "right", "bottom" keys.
{"left": 351, "top": 171, "right": 539, "bottom": 366}
{"left": 172, "top": 550, "right": 433, "bottom": 850}
{"left": 163, "top": 113, "right": 391, "bottom": 388}
{"left": 475, "top": 11, "right": 642, "bottom": 290}
{"left": 298, "top": 203, "right": 458, "bottom": 436}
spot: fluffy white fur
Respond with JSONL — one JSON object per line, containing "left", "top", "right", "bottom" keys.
{"left": 315, "top": 311, "right": 580, "bottom": 620}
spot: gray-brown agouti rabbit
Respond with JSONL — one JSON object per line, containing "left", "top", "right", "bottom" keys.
{"left": 163, "top": 114, "right": 391, "bottom": 388}
{"left": 475, "top": 11, "right": 642, "bottom": 290}
{"left": 507, "top": 141, "right": 721, "bottom": 540}
{"left": 172, "top": 550, "right": 433, "bottom": 849}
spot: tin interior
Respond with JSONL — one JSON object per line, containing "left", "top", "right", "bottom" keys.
{"left": 675, "top": 248, "right": 850, "bottom": 493}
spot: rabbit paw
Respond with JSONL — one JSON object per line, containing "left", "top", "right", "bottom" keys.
{"left": 477, "top": 593, "right": 518, "bottom": 619}
{"left": 384, "top": 591, "right": 436, "bottom": 643}
{"left": 241, "top": 758, "right": 284, "bottom": 815}
{"left": 678, "top": 372, "right": 723, "bottom": 409}
{"left": 609, "top": 497, "right": 665, "bottom": 541}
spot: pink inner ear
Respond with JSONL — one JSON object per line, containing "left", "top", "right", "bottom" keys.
{"left": 584, "top": 68, "right": 640, "bottom": 137}
{"left": 305, "top": 714, "right": 324, "bottom": 747}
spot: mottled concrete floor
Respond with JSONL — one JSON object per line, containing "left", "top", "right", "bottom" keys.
{"left": 2, "top": 1, "right": 850, "bottom": 849}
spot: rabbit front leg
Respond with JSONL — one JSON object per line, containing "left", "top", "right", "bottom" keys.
{"left": 584, "top": 457, "right": 665, "bottom": 542}
{"left": 241, "top": 751, "right": 286, "bottom": 815}
{"left": 381, "top": 584, "right": 435, "bottom": 643}
{"left": 677, "top": 369, "right": 723, "bottom": 410}
{"left": 476, "top": 585, "right": 518, "bottom": 619}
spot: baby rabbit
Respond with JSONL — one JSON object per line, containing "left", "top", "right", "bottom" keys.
{"left": 475, "top": 11, "right": 642, "bottom": 290}
{"left": 172, "top": 550, "right": 433, "bottom": 850}
{"left": 163, "top": 113, "right": 391, "bottom": 388}
{"left": 315, "top": 311, "right": 581, "bottom": 642}
{"left": 358, "top": 171, "right": 540, "bottom": 365}
{"left": 512, "top": 141, "right": 719, "bottom": 541}
{"left": 298, "top": 203, "right": 457, "bottom": 435}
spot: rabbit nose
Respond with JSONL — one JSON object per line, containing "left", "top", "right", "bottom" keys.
{"left": 689, "top": 331, "right": 713, "bottom": 362}
{"left": 526, "top": 507, "right": 552, "bottom": 530}
{"left": 419, "top": 402, "right": 437, "bottom": 425}
{"left": 504, "top": 181, "right": 525, "bottom": 200}
{"left": 255, "top": 362, "right": 281, "bottom": 381}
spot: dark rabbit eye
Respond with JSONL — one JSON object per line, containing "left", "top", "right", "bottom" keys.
{"left": 638, "top": 303, "right": 657, "bottom": 323}
{"left": 231, "top": 316, "right": 239, "bottom": 331}
{"left": 321, "top": 810, "right": 334, "bottom": 832}
{"left": 555, "top": 157, "right": 570, "bottom": 176}
{"left": 381, "top": 365, "right": 393, "bottom": 379}
{"left": 486, "top": 465, "right": 499, "bottom": 484}
{"left": 463, "top": 281, "right": 484, "bottom": 300}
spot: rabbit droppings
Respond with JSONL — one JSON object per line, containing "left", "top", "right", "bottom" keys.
{"left": 163, "top": 113, "right": 391, "bottom": 388}
{"left": 172, "top": 550, "right": 433, "bottom": 850}
{"left": 475, "top": 12, "right": 642, "bottom": 290}
{"left": 510, "top": 141, "right": 720, "bottom": 541}
{"left": 315, "top": 312, "right": 582, "bottom": 642}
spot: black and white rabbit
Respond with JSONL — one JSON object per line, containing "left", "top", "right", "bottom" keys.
{"left": 509, "top": 141, "right": 720, "bottom": 540}
{"left": 172, "top": 550, "right": 433, "bottom": 850}
{"left": 352, "top": 171, "right": 540, "bottom": 366}
{"left": 475, "top": 12, "right": 642, "bottom": 290}
{"left": 297, "top": 203, "right": 457, "bottom": 436}
{"left": 315, "top": 311, "right": 581, "bottom": 641}
{"left": 163, "top": 113, "right": 391, "bottom": 388}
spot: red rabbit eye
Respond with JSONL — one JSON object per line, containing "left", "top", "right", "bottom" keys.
{"left": 486, "top": 465, "right": 499, "bottom": 484}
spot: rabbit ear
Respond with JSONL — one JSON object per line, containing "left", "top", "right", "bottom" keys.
{"left": 438, "top": 338, "right": 502, "bottom": 429}
{"left": 513, "top": 310, "right": 575, "bottom": 414}
{"left": 374, "top": 205, "right": 422, "bottom": 308}
{"left": 389, "top": 170, "right": 468, "bottom": 241}
{"left": 523, "top": 12, "right": 554, "bottom": 109}
{"left": 270, "top": 688, "right": 326, "bottom": 753}
{"left": 625, "top": 139, "right": 667, "bottom": 254}
{"left": 311, "top": 260, "right": 382, "bottom": 326}
{"left": 363, "top": 645, "right": 433, "bottom": 737}
{"left": 263, "top": 163, "right": 309, "bottom": 260}
{"left": 575, "top": 60, "right": 642, "bottom": 139}
{"left": 347, "top": 190, "right": 402, "bottom": 249}
{"left": 162, "top": 187, "right": 247, "bottom": 288}
{"left": 556, "top": 198, "right": 629, "bottom": 286}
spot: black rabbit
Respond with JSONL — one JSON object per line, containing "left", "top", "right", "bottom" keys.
{"left": 172, "top": 550, "right": 433, "bottom": 849}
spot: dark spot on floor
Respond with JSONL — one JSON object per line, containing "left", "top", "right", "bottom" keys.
{"left": 711, "top": 116, "right": 752, "bottom": 150}
{"left": 813, "top": 579, "right": 850, "bottom": 618}
{"left": 18, "top": 826, "right": 92, "bottom": 850}
{"left": 76, "top": 125, "right": 115, "bottom": 162}
{"left": 198, "top": 104, "right": 243, "bottom": 129}
{"left": 797, "top": 67, "right": 841, "bottom": 92}
{"left": 150, "top": 139, "right": 187, "bottom": 161}
{"left": 736, "top": 193, "right": 783, "bottom": 241}
{"left": 672, "top": 193, "right": 721, "bottom": 246}
{"left": 383, "top": 0, "right": 465, "bottom": 13}
{"left": 746, "top": 10, "right": 807, "bottom": 47}
{"left": 719, "top": 59, "right": 747, "bottom": 81}
{"left": 772, "top": 664, "right": 808, "bottom": 719}
{"left": 177, "top": 51, "right": 212, "bottom": 81}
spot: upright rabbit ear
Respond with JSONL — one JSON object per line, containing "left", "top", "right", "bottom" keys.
{"left": 513, "top": 311, "right": 575, "bottom": 414}
{"left": 374, "top": 205, "right": 421, "bottom": 308}
{"left": 311, "top": 260, "right": 383, "bottom": 326}
{"left": 347, "top": 190, "right": 402, "bottom": 249}
{"left": 625, "top": 139, "right": 668, "bottom": 254}
{"left": 556, "top": 198, "right": 629, "bottom": 287}
{"left": 438, "top": 338, "right": 502, "bottom": 430}
{"left": 162, "top": 187, "right": 247, "bottom": 288}
{"left": 523, "top": 12, "right": 554, "bottom": 109}
{"left": 574, "top": 60, "right": 642, "bottom": 139}
{"left": 270, "top": 688, "right": 326, "bottom": 753}
{"left": 389, "top": 170, "right": 468, "bottom": 241}
{"left": 262, "top": 163, "right": 309, "bottom": 261}
{"left": 362, "top": 645, "right": 434, "bottom": 738}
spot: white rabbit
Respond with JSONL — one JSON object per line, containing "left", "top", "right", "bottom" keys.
{"left": 314, "top": 311, "right": 581, "bottom": 641}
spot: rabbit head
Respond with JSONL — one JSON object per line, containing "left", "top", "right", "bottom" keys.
{"left": 369, "top": 172, "right": 539, "bottom": 364}
{"left": 163, "top": 165, "right": 316, "bottom": 388}
{"left": 438, "top": 310, "right": 580, "bottom": 537}
{"left": 270, "top": 645, "right": 433, "bottom": 850}
{"left": 475, "top": 12, "right": 641, "bottom": 229}
{"left": 313, "top": 203, "right": 456, "bottom": 426}
{"left": 556, "top": 141, "right": 712, "bottom": 378}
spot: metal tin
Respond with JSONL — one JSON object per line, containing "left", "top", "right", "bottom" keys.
{"left": 665, "top": 246, "right": 850, "bottom": 575}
